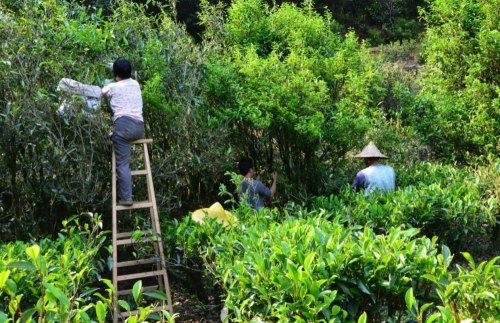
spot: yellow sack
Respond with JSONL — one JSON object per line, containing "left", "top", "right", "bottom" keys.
{"left": 191, "top": 203, "right": 237, "bottom": 226}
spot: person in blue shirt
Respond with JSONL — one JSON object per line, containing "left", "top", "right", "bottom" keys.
{"left": 238, "top": 157, "right": 277, "bottom": 209}
{"left": 352, "top": 141, "right": 395, "bottom": 197}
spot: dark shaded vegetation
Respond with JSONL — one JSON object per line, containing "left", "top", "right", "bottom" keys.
{"left": 79, "top": 0, "right": 425, "bottom": 44}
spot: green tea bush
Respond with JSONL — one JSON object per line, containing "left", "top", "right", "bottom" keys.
{"left": 174, "top": 206, "right": 448, "bottom": 321}
{"left": 200, "top": 0, "right": 388, "bottom": 196}
{"left": 412, "top": 0, "right": 499, "bottom": 161}
{"left": 314, "top": 161, "right": 498, "bottom": 252}
{"left": 406, "top": 254, "right": 500, "bottom": 322}
{"left": 174, "top": 202, "right": 499, "bottom": 322}
{"left": 0, "top": 0, "right": 229, "bottom": 237}
{"left": 0, "top": 214, "right": 175, "bottom": 322}
{"left": 0, "top": 214, "right": 108, "bottom": 321}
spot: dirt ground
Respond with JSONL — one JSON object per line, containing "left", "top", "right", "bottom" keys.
{"left": 172, "top": 282, "right": 221, "bottom": 322}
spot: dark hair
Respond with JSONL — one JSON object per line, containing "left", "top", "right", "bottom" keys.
{"left": 113, "top": 58, "right": 132, "bottom": 79}
{"left": 238, "top": 157, "right": 254, "bottom": 176}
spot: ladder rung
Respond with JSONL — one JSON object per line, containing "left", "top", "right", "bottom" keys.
{"left": 131, "top": 139, "right": 153, "bottom": 144}
{"left": 117, "top": 270, "right": 165, "bottom": 282}
{"left": 117, "top": 284, "right": 159, "bottom": 296}
{"left": 115, "top": 201, "right": 153, "bottom": 211}
{"left": 116, "top": 237, "right": 161, "bottom": 246}
{"left": 131, "top": 170, "right": 148, "bottom": 176}
{"left": 120, "top": 305, "right": 165, "bottom": 318}
{"left": 116, "top": 230, "right": 149, "bottom": 239}
{"left": 117, "top": 258, "right": 159, "bottom": 268}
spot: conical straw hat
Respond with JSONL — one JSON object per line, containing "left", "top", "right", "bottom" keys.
{"left": 354, "top": 141, "right": 388, "bottom": 159}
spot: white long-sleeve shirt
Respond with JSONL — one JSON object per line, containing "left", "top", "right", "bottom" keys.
{"left": 102, "top": 78, "right": 143, "bottom": 122}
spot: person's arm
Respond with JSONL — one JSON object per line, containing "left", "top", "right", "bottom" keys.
{"left": 101, "top": 82, "right": 113, "bottom": 97}
{"left": 352, "top": 172, "right": 365, "bottom": 192}
{"left": 255, "top": 179, "right": 272, "bottom": 199}
{"left": 270, "top": 172, "right": 277, "bottom": 197}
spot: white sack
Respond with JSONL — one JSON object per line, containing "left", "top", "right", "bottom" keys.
{"left": 57, "top": 78, "right": 103, "bottom": 115}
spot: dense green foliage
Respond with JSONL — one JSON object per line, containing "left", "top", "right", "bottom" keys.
{"left": 0, "top": 0, "right": 217, "bottom": 237}
{"left": 0, "top": 0, "right": 432, "bottom": 237}
{"left": 0, "top": 215, "right": 177, "bottom": 322}
{"left": 135, "top": 0, "right": 424, "bottom": 44}
{"left": 411, "top": 0, "right": 499, "bottom": 161}
{"left": 0, "top": 214, "right": 107, "bottom": 321}
{"left": 173, "top": 204, "right": 499, "bottom": 322}
{"left": 314, "top": 161, "right": 499, "bottom": 252}
{"left": 1, "top": 0, "right": 498, "bottom": 321}
{"left": 201, "top": 0, "right": 390, "bottom": 194}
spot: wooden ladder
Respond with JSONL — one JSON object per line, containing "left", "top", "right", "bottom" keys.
{"left": 111, "top": 138, "right": 173, "bottom": 322}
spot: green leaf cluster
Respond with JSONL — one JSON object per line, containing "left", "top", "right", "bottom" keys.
{"left": 405, "top": 255, "right": 500, "bottom": 322}
{"left": 413, "top": 0, "right": 500, "bottom": 161}
{"left": 175, "top": 207, "right": 440, "bottom": 321}
{"left": 201, "top": 0, "right": 386, "bottom": 193}
{"left": 314, "top": 160, "right": 499, "bottom": 252}
{"left": 0, "top": 214, "right": 108, "bottom": 322}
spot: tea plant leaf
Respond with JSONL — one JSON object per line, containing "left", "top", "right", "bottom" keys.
{"left": 143, "top": 290, "right": 168, "bottom": 301}
{"left": 7, "top": 261, "right": 36, "bottom": 271}
{"left": 20, "top": 308, "right": 37, "bottom": 321}
{"left": 132, "top": 280, "right": 143, "bottom": 304}
{"left": 0, "top": 271, "right": 9, "bottom": 288}
{"left": 441, "top": 245, "right": 452, "bottom": 267}
{"left": 101, "top": 278, "right": 115, "bottom": 292}
{"left": 478, "top": 291, "right": 495, "bottom": 299}
{"left": 303, "top": 252, "right": 316, "bottom": 272}
{"left": 405, "top": 288, "right": 415, "bottom": 311}
{"left": 118, "top": 300, "right": 131, "bottom": 312}
{"left": 95, "top": 301, "right": 106, "bottom": 323}
{"left": 139, "top": 307, "right": 150, "bottom": 321}
{"left": 483, "top": 256, "right": 499, "bottom": 276}
{"left": 437, "top": 306, "right": 454, "bottom": 320}
{"left": 25, "top": 245, "right": 40, "bottom": 260}
{"left": 44, "top": 282, "right": 70, "bottom": 310}
{"left": 148, "top": 312, "right": 163, "bottom": 321}
{"left": 358, "top": 312, "right": 367, "bottom": 323}
{"left": 357, "top": 281, "right": 372, "bottom": 297}
{"left": 78, "top": 311, "right": 91, "bottom": 323}
{"left": 420, "top": 302, "right": 433, "bottom": 315}
{"left": 461, "top": 252, "right": 475, "bottom": 268}
{"left": 6, "top": 280, "right": 17, "bottom": 295}
{"left": 80, "top": 287, "right": 100, "bottom": 298}
{"left": 426, "top": 312, "right": 440, "bottom": 323}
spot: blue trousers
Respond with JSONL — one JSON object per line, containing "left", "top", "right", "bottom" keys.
{"left": 112, "top": 116, "right": 144, "bottom": 200}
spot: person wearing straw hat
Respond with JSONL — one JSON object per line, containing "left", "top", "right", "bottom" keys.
{"left": 352, "top": 141, "right": 395, "bottom": 197}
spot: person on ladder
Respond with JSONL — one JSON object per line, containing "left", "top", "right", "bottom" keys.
{"left": 102, "top": 58, "right": 144, "bottom": 206}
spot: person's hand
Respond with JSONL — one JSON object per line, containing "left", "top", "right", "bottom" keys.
{"left": 273, "top": 172, "right": 278, "bottom": 182}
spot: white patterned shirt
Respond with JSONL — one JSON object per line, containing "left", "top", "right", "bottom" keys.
{"left": 102, "top": 78, "right": 143, "bottom": 122}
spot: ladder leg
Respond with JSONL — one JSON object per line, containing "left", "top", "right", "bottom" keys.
{"left": 112, "top": 147, "right": 119, "bottom": 323}
{"left": 143, "top": 142, "right": 173, "bottom": 314}
{"left": 143, "top": 144, "right": 165, "bottom": 292}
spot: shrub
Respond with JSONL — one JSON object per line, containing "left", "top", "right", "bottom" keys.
{"left": 314, "top": 161, "right": 499, "bottom": 252}
{"left": 406, "top": 254, "right": 500, "bottom": 322}
{"left": 174, "top": 200, "right": 499, "bottom": 322}
{"left": 413, "top": 0, "right": 500, "bottom": 161}
{"left": 200, "top": 0, "right": 387, "bottom": 197}
{"left": 0, "top": 214, "right": 108, "bottom": 321}
{"left": 0, "top": 0, "right": 218, "bottom": 237}
{"left": 174, "top": 205, "right": 449, "bottom": 321}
